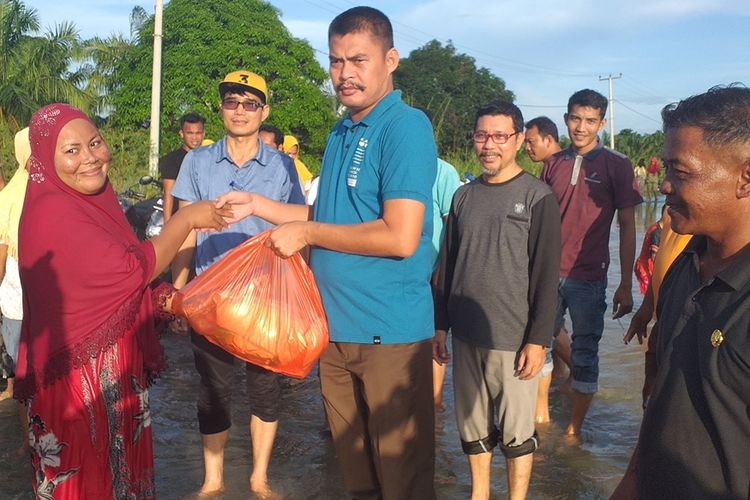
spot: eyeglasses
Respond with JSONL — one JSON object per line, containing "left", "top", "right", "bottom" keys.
{"left": 472, "top": 131, "right": 519, "bottom": 145}
{"left": 221, "top": 99, "right": 265, "bottom": 112}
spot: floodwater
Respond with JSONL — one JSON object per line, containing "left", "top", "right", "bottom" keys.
{"left": 0, "top": 201, "right": 664, "bottom": 499}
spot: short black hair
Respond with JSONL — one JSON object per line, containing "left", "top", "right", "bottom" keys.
{"left": 259, "top": 124, "right": 284, "bottom": 147}
{"left": 525, "top": 116, "right": 559, "bottom": 143}
{"left": 220, "top": 84, "right": 266, "bottom": 105}
{"left": 567, "top": 89, "right": 608, "bottom": 119}
{"left": 179, "top": 112, "right": 205, "bottom": 128}
{"left": 328, "top": 6, "right": 394, "bottom": 50}
{"left": 475, "top": 100, "right": 524, "bottom": 133}
{"left": 661, "top": 84, "right": 750, "bottom": 150}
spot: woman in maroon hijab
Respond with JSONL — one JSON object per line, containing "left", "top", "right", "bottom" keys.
{"left": 15, "top": 104, "right": 227, "bottom": 498}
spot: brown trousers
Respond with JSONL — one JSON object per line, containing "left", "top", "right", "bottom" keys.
{"left": 319, "top": 340, "right": 436, "bottom": 500}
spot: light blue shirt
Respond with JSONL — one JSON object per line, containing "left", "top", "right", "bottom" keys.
{"left": 431, "top": 158, "right": 461, "bottom": 270}
{"left": 172, "top": 136, "right": 304, "bottom": 275}
{"left": 311, "top": 90, "right": 437, "bottom": 344}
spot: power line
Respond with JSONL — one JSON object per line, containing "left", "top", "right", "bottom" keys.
{"left": 614, "top": 99, "right": 661, "bottom": 124}
{"left": 301, "top": 0, "right": 594, "bottom": 78}
{"left": 619, "top": 79, "right": 662, "bottom": 102}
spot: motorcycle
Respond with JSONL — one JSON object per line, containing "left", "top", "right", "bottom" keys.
{"left": 118, "top": 176, "right": 164, "bottom": 240}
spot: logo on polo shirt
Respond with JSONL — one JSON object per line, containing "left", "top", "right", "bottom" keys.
{"left": 514, "top": 202, "right": 525, "bottom": 214}
{"left": 347, "top": 138, "right": 369, "bottom": 187}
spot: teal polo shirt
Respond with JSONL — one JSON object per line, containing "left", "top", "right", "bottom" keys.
{"left": 311, "top": 90, "right": 437, "bottom": 344}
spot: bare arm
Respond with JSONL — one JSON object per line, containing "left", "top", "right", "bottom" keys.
{"left": 624, "top": 284, "right": 654, "bottom": 344}
{"left": 162, "top": 178, "right": 175, "bottom": 223}
{"left": 165, "top": 200, "right": 198, "bottom": 288}
{"left": 270, "top": 198, "right": 425, "bottom": 258}
{"left": 216, "top": 191, "right": 311, "bottom": 225}
{"left": 613, "top": 205, "right": 636, "bottom": 319}
{"left": 150, "top": 200, "right": 227, "bottom": 282}
{"left": 216, "top": 191, "right": 426, "bottom": 258}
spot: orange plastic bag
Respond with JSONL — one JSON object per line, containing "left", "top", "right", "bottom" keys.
{"left": 173, "top": 230, "right": 329, "bottom": 379}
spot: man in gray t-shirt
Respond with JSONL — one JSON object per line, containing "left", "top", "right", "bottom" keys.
{"left": 433, "top": 101, "right": 560, "bottom": 499}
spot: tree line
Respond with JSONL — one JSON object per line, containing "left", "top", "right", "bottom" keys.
{"left": 0, "top": 0, "right": 663, "bottom": 187}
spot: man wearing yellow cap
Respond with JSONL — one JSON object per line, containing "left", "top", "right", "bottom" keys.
{"left": 171, "top": 70, "right": 304, "bottom": 498}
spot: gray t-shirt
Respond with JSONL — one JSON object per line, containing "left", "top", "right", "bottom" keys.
{"left": 434, "top": 171, "right": 561, "bottom": 350}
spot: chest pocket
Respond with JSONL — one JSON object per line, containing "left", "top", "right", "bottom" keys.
{"left": 582, "top": 164, "right": 613, "bottom": 208}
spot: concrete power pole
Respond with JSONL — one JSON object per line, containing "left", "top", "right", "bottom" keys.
{"left": 148, "top": 0, "right": 164, "bottom": 176}
{"left": 599, "top": 73, "right": 621, "bottom": 149}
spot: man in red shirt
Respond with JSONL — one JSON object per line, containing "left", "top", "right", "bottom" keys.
{"left": 541, "top": 89, "right": 642, "bottom": 435}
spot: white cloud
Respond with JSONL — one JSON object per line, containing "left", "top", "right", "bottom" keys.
{"left": 34, "top": 1, "right": 146, "bottom": 39}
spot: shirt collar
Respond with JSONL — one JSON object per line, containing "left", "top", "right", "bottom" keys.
{"left": 563, "top": 139, "right": 604, "bottom": 161}
{"left": 684, "top": 235, "right": 750, "bottom": 291}
{"left": 343, "top": 90, "right": 402, "bottom": 129}
{"left": 214, "top": 136, "right": 269, "bottom": 167}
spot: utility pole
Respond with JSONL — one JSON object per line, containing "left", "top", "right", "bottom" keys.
{"left": 148, "top": 0, "right": 164, "bottom": 176}
{"left": 599, "top": 73, "right": 621, "bottom": 149}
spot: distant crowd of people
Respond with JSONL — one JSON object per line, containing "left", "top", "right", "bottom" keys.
{"left": 1, "top": 5, "right": 749, "bottom": 500}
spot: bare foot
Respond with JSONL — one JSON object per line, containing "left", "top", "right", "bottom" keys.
{"left": 184, "top": 488, "right": 224, "bottom": 500}
{"left": 564, "top": 424, "right": 578, "bottom": 436}
{"left": 535, "top": 414, "right": 551, "bottom": 425}
{"left": 250, "top": 478, "right": 281, "bottom": 500}
{"left": 563, "top": 431, "right": 582, "bottom": 446}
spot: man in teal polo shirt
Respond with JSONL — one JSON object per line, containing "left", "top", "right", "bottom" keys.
{"left": 217, "top": 7, "right": 438, "bottom": 499}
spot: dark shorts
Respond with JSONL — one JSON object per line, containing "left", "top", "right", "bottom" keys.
{"left": 191, "top": 330, "right": 281, "bottom": 434}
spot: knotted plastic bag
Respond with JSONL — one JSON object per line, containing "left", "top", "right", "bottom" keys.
{"left": 173, "top": 230, "right": 329, "bottom": 378}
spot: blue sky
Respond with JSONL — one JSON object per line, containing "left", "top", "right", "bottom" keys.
{"left": 34, "top": 0, "right": 750, "bottom": 136}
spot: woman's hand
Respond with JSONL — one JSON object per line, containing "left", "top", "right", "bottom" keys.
{"left": 215, "top": 191, "right": 257, "bottom": 225}
{"left": 181, "top": 200, "right": 230, "bottom": 231}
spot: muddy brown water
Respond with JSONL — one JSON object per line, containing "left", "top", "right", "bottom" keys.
{"left": 0, "top": 202, "right": 664, "bottom": 499}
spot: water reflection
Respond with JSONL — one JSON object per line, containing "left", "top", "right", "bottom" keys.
{"left": 0, "top": 202, "right": 663, "bottom": 499}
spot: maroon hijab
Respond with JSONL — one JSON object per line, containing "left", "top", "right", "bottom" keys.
{"left": 15, "top": 103, "right": 164, "bottom": 400}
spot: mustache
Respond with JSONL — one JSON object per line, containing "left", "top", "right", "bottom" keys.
{"left": 337, "top": 81, "right": 366, "bottom": 91}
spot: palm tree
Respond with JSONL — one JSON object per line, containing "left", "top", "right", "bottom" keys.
{"left": 82, "top": 34, "right": 134, "bottom": 115}
{"left": 80, "top": 7, "right": 147, "bottom": 116}
{"left": 0, "top": 0, "right": 93, "bottom": 129}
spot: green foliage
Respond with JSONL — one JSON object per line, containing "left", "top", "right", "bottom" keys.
{"left": 110, "top": 0, "right": 335, "bottom": 161}
{"left": 612, "top": 128, "right": 664, "bottom": 166}
{"left": 99, "top": 124, "right": 152, "bottom": 192}
{"left": 0, "top": 0, "right": 94, "bottom": 129}
{"left": 0, "top": 119, "right": 16, "bottom": 181}
{"left": 394, "top": 40, "right": 514, "bottom": 155}
{"left": 81, "top": 33, "right": 135, "bottom": 115}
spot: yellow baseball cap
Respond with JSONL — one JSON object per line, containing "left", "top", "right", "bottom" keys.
{"left": 219, "top": 70, "right": 268, "bottom": 103}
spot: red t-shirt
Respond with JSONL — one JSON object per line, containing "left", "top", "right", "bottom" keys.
{"left": 541, "top": 143, "right": 643, "bottom": 280}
